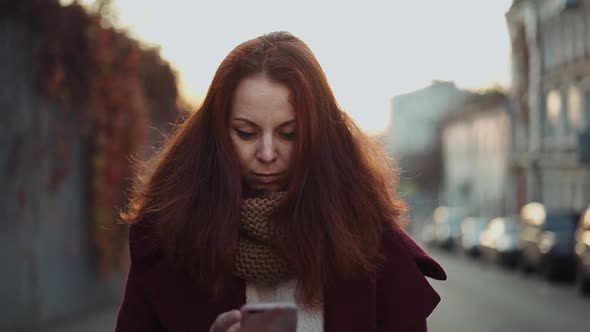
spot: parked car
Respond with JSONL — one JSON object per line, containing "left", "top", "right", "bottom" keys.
{"left": 421, "top": 222, "right": 437, "bottom": 247}
{"left": 518, "top": 202, "right": 579, "bottom": 281}
{"left": 458, "top": 217, "right": 489, "bottom": 257}
{"left": 575, "top": 207, "right": 590, "bottom": 296}
{"left": 479, "top": 216, "right": 520, "bottom": 266}
{"left": 432, "top": 206, "right": 467, "bottom": 251}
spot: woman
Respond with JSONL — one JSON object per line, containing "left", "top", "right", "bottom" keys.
{"left": 115, "top": 31, "right": 446, "bottom": 332}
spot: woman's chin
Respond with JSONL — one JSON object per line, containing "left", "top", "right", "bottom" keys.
{"left": 244, "top": 184, "right": 285, "bottom": 196}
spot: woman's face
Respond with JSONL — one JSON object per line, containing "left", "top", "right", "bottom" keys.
{"left": 229, "top": 75, "right": 297, "bottom": 193}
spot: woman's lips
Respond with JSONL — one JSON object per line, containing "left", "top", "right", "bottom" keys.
{"left": 253, "top": 173, "right": 282, "bottom": 184}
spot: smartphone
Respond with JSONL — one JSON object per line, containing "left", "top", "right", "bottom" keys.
{"left": 240, "top": 302, "right": 298, "bottom": 332}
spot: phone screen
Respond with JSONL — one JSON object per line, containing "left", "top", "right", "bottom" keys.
{"left": 240, "top": 302, "right": 297, "bottom": 332}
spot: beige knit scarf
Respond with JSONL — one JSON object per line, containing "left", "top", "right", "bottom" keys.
{"left": 234, "top": 191, "right": 293, "bottom": 284}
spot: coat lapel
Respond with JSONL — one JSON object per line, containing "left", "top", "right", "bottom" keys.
{"left": 324, "top": 228, "right": 445, "bottom": 332}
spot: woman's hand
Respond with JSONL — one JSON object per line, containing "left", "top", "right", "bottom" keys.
{"left": 210, "top": 308, "right": 292, "bottom": 332}
{"left": 209, "top": 310, "right": 242, "bottom": 332}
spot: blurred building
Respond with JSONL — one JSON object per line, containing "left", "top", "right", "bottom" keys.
{"left": 384, "top": 81, "right": 472, "bottom": 234}
{"left": 384, "top": 80, "right": 472, "bottom": 157}
{"left": 507, "top": 0, "right": 590, "bottom": 212}
{"left": 439, "top": 92, "right": 513, "bottom": 217}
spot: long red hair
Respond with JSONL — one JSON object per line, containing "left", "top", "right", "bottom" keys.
{"left": 122, "top": 31, "right": 407, "bottom": 306}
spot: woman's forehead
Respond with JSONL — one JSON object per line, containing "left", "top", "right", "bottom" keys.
{"left": 231, "top": 76, "right": 296, "bottom": 125}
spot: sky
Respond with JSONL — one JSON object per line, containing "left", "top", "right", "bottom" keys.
{"left": 76, "top": 0, "right": 514, "bottom": 134}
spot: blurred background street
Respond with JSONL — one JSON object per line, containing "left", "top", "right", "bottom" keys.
{"left": 428, "top": 247, "right": 590, "bottom": 332}
{"left": 24, "top": 243, "right": 590, "bottom": 332}
{"left": 2, "top": 0, "right": 590, "bottom": 331}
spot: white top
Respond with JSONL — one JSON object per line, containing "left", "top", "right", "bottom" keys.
{"left": 245, "top": 280, "right": 324, "bottom": 332}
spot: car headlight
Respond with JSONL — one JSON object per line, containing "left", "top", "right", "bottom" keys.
{"left": 539, "top": 232, "right": 556, "bottom": 254}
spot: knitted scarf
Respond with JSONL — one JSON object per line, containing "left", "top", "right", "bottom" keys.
{"left": 234, "top": 191, "right": 293, "bottom": 284}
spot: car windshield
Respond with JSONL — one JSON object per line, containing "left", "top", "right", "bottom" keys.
{"left": 545, "top": 215, "right": 577, "bottom": 232}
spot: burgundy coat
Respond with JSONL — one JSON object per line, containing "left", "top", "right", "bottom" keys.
{"left": 115, "top": 224, "right": 446, "bottom": 332}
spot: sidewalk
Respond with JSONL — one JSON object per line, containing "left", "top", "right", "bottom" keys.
{"left": 39, "top": 305, "right": 119, "bottom": 332}
{"left": 11, "top": 304, "right": 119, "bottom": 332}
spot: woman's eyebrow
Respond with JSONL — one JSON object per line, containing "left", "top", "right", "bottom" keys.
{"left": 231, "top": 118, "right": 297, "bottom": 127}
{"left": 231, "top": 118, "right": 258, "bottom": 127}
{"left": 278, "top": 119, "right": 297, "bottom": 127}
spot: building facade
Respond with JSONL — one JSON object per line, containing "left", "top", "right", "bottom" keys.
{"left": 440, "top": 93, "right": 513, "bottom": 217}
{"left": 507, "top": 0, "right": 590, "bottom": 213}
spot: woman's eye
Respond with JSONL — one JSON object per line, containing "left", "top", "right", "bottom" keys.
{"left": 280, "top": 132, "right": 297, "bottom": 140}
{"left": 235, "top": 130, "right": 256, "bottom": 139}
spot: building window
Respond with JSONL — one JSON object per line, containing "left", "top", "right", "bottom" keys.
{"left": 558, "top": 18, "right": 567, "bottom": 67}
{"left": 567, "top": 85, "right": 584, "bottom": 131}
{"left": 585, "top": 91, "right": 590, "bottom": 130}
{"left": 564, "top": 16, "right": 575, "bottom": 64}
{"left": 549, "top": 19, "right": 565, "bottom": 68}
{"left": 574, "top": 13, "right": 586, "bottom": 60}
{"left": 546, "top": 90, "right": 561, "bottom": 137}
{"left": 543, "top": 24, "right": 554, "bottom": 70}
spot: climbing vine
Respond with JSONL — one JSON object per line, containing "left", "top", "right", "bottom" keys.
{"left": 6, "top": 0, "right": 183, "bottom": 276}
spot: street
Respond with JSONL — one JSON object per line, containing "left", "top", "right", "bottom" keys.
{"left": 427, "top": 247, "right": 590, "bottom": 332}
{"left": 33, "top": 246, "right": 590, "bottom": 332}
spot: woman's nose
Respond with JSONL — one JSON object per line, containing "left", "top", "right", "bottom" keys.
{"left": 256, "top": 136, "right": 278, "bottom": 163}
